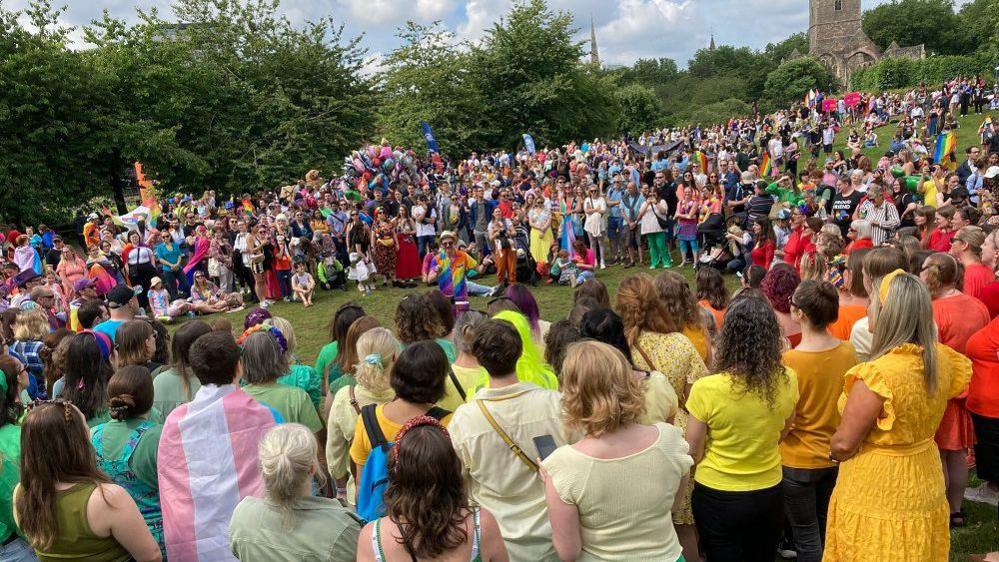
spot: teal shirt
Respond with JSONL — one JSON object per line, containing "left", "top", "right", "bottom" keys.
{"left": 278, "top": 363, "right": 323, "bottom": 410}
{"left": 89, "top": 418, "right": 163, "bottom": 490}
{"left": 0, "top": 423, "right": 22, "bottom": 541}
{"left": 315, "top": 342, "right": 339, "bottom": 385}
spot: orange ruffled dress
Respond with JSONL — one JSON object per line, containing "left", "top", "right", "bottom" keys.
{"left": 823, "top": 343, "right": 971, "bottom": 562}
{"left": 931, "top": 293, "right": 990, "bottom": 451}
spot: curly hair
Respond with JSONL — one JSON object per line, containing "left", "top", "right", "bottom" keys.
{"left": 761, "top": 263, "right": 801, "bottom": 314}
{"left": 653, "top": 271, "right": 701, "bottom": 333}
{"left": 560, "top": 341, "right": 646, "bottom": 437}
{"left": 383, "top": 418, "right": 467, "bottom": 559}
{"left": 395, "top": 294, "right": 446, "bottom": 344}
{"left": 615, "top": 274, "right": 674, "bottom": 345}
{"left": 696, "top": 267, "right": 729, "bottom": 311}
{"left": 714, "top": 295, "right": 789, "bottom": 409}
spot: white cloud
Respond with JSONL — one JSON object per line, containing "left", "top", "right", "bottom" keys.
{"left": 340, "top": 0, "right": 457, "bottom": 25}
{"left": 455, "top": 0, "right": 509, "bottom": 44}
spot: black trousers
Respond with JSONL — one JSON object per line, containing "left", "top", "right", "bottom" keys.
{"left": 782, "top": 466, "right": 838, "bottom": 562}
{"left": 692, "top": 481, "right": 784, "bottom": 562}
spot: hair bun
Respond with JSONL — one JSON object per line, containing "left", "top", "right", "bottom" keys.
{"left": 108, "top": 394, "right": 136, "bottom": 420}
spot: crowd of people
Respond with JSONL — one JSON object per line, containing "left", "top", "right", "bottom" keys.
{"left": 0, "top": 74, "right": 996, "bottom": 561}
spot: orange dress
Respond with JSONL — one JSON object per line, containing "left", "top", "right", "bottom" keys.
{"left": 931, "top": 292, "right": 991, "bottom": 450}
{"left": 828, "top": 304, "right": 867, "bottom": 341}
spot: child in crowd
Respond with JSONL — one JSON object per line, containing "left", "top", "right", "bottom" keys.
{"left": 347, "top": 252, "right": 375, "bottom": 296}
{"left": 548, "top": 249, "right": 578, "bottom": 286}
{"left": 291, "top": 262, "right": 315, "bottom": 308}
{"left": 147, "top": 277, "right": 192, "bottom": 322}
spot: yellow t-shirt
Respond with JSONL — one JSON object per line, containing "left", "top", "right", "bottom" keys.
{"left": 349, "top": 404, "right": 453, "bottom": 466}
{"left": 922, "top": 178, "right": 939, "bottom": 209}
{"left": 438, "top": 363, "right": 488, "bottom": 411}
{"left": 686, "top": 369, "right": 799, "bottom": 491}
{"left": 682, "top": 325, "right": 710, "bottom": 363}
{"left": 780, "top": 343, "right": 858, "bottom": 469}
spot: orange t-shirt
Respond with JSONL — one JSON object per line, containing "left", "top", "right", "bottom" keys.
{"left": 828, "top": 304, "right": 867, "bottom": 341}
{"left": 966, "top": 316, "right": 999, "bottom": 418}
{"left": 699, "top": 299, "right": 725, "bottom": 331}
{"left": 932, "top": 292, "right": 991, "bottom": 355}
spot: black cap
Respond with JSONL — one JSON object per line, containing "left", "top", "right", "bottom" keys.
{"left": 106, "top": 284, "right": 136, "bottom": 308}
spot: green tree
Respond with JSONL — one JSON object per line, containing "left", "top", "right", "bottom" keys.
{"left": 688, "top": 98, "right": 753, "bottom": 126}
{"left": 764, "top": 57, "right": 834, "bottom": 110}
{"left": 615, "top": 84, "right": 661, "bottom": 133}
{"left": 861, "top": 0, "right": 966, "bottom": 55}
{"left": 0, "top": 1, "right": 126, "bottom": 223}
{"left": 378, "top": 22, "right": 492, "bottom": 155}
{"left": 618, "top": 57, "right": 679, "bottom": 86}
{"left": 763, "top": 32, "right": 808, "bottom": 64}
{"left": 958, "top": 0, "right": 999, "bottom": 56}
{"left": 468, "top": 0, "right": 618, "bottom": 149}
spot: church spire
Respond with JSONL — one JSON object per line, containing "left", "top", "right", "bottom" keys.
{"left": 709, "top": 26, "right": 716, "bottom": 50}
{"left": 590, "top": 14, "right": 600, "bottom": 67}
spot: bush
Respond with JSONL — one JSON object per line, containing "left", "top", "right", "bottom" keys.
{"left": 851, "top": 53, "right": 996, "bottom": 90}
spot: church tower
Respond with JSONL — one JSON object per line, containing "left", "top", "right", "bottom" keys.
{"left": 808, "top": 0, "right": 863, "bottom": 55}
{"left": 590, "top": 15, "right": 600, "bottom": 67}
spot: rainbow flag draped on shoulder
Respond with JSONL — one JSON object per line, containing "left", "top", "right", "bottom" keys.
{"left": 933, "top": 131, "right": 957, "bottom": 170}
{"left": 805, "top": 89, "right": 818, "bottom": 108}
{"left": 693, "top": 150, "right": 709, "bottom": 173}
{"left": 760, "top": 153, "right": 776, "bottom": 178}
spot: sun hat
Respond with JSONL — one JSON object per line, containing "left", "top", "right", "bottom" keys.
{"left": 149, "top": 277, "right": 163, "bottom": 289}
{"left": 439, "top": 231, "right": 457, "bottom": 243}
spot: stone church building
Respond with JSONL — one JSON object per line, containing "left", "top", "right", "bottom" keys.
{"left": 806, "top": 0, "right": 924, "bottom": 85}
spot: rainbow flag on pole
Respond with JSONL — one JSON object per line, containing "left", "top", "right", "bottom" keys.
{"left": 805, "top": 89, "right": 817, "bottom": 108}
{"left": 933, "top": 130, "right": 957, "bottom": 170}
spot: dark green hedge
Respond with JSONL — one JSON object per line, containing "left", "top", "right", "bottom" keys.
{"left": 850, "top": 53, "right": 996, "bottom": 90}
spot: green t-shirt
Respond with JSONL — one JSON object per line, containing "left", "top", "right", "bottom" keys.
{"left": 277, "top": 363, "right": 322, "bottom": 411}
{"left": 315, "top": 342, "right": 339, "bottom": 385}
{"left": 0, "top": 423, "right": 22, "bottom": 541}
{"left": 327, "top": 375, "right": 357, "bottom": 403}
{"left": 152, "top": 368, "right": 202, "bottom": 420}
{"left": 89, "top": 418, "right": 162, "bottom": 489}
{"left": 244, "top": 383, "right": 323, "bottom": 433}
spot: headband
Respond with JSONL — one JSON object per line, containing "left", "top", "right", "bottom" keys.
{"left": 81, "top": 330, "right": 112, "bottom": 362}
{"left": 391, "top": 415, "right": 450, "bottom": 468}
{"left": 878, "top": 269, "right": 907, "bottom": 303}
{"left": 237, "top": 322, "right": 288, "bottom": 354}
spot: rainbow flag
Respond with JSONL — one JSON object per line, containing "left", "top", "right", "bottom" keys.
{"left": 805, "top": 89, "right": 817, "bottom": 108}
{"left": 933, "top": 131, "right": 957, "bottom": 170}
{"left": 760, "top": 153, "right": 775, "bottom": 178}
{"left": 693, "top": 150, "right": 709, "bottom": 173}
{"left": 134, "top": 162, "right": 161, "bottom": 227}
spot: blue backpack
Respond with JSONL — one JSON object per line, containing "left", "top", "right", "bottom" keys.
{"left": 355, "top": 403, "right": 450, "bottom": 522}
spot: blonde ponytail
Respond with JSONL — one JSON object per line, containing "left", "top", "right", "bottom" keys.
{"left": 257, "top": 424, "right": 320, "bottom": 529}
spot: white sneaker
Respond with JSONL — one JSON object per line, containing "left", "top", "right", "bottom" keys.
{"left": 964, "top": 482, "right": 999, "bottom": 506}
{"left": 600, "top": 261, "right": 606, "bottom": 270}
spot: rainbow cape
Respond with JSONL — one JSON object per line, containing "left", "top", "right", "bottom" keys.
{"left": 933, "top": 131, "right": 957, "bottom": 170}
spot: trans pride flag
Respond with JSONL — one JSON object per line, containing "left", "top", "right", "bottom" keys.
{"left": 158, "top": 384, "right": 278, "bottom": 562}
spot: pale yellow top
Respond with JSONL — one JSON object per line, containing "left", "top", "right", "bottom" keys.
{"left": 325, "top": 384, "right": 394, "bottom": 481}
{"left": 640, "top": 371, "right": 679, "bottom": 426}
{"left": 849, "top": 317, "right": 873, "bottom": 362}
{"left": 542, "top": 423, "right": 693, "bottom": 562}
{"left": 448, "top": 383, "right": 569, "bottom": 562}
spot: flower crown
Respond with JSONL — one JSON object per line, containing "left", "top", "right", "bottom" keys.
{"left": 237, "top": 322, "right": 288, "bottom": 354}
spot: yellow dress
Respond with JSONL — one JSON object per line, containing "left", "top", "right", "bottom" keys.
{"left": 823, "top": 343, "right": 971, "bottom": 562}
{"left": 631, "top": 330, "right": 709, "bottom": 525}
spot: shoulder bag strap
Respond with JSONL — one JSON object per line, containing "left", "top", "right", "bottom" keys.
{"left": 448, "top": 367, "right": 466, "bottom": 401}
{"left": 476, "top": 399, "right": 538, "bottom": 472}
{"left": 349, "top": 385, "right": 361, "bottom": 415}
{"left": 633, "top": 339, "right": 657, "bottom": 372}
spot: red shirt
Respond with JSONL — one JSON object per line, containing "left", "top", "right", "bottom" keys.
{"left": 966, "top": 316, "right": 999, "bottom": 418}
{"left": 962, "top": 263, "right": 996, "bottom": 301}
{"left": 927, "top": 229, "right": 955, "bottom": 252}
{"left": 751, "top": 240, "right": 775, "bottom": 268}
{"left": 844, "top": 238, "right": 873, "bottom": 254}
{"left": 979, "top": 281, "right": 999, "bottom": 319}
{"left": 932, "top": 292, "right": 990, "bottom": 355}
{"left": 783, "top": 227, "right": 808, "bottom": 270}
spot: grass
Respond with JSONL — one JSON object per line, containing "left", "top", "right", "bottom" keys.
{"left": 171, "top": 111, "right": 997, "bottom": 560}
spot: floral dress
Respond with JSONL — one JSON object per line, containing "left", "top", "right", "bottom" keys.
{"left": 630, "top": 330, "right": 709, "bottom": 525}
{"left": 371, "top": 220, "right": 397, "bottom": 276}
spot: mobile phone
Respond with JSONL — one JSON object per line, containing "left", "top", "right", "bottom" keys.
{"left": 533, "top": 435, "right": 558, "bottom": 461}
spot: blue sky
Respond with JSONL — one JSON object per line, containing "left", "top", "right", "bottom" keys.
{"left": 11, "top": 0, "right": 971, "bottom": 71}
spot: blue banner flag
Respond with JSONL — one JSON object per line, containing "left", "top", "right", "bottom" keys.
{"left": 523, "top": 133, "right": 536, "bottom": 155}
{"left": 420, "top": 120, "right": 440, "bottom": 153}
